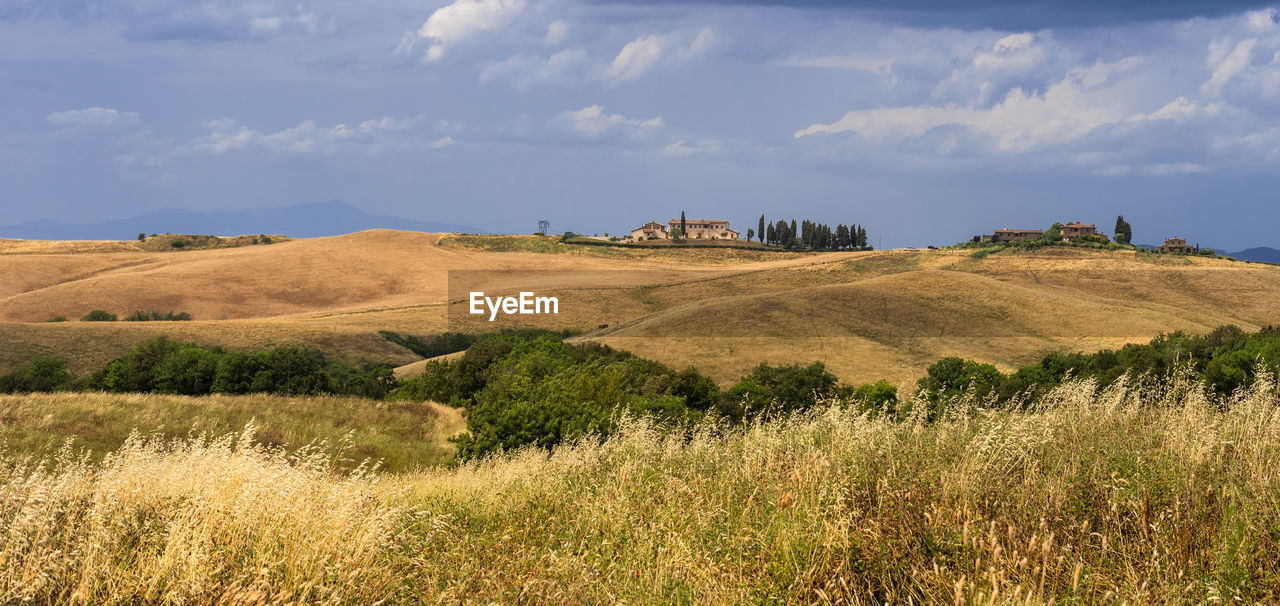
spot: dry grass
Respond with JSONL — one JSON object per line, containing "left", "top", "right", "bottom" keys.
{"left": 0, "top": 392, "right": 466, "bottom": 471}
{"left": 4, "top": 376, "right": 1279, "bottom": 603}
{"left": 6, "top": 231, "right": 1280, "bottom": 387}
{"left": 0, "top": 426, "right": 411, "bottom": 604}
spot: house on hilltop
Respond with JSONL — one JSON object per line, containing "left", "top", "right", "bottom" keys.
{"left": 987, "top": 229, "right": 1043, "bottom": 243}
{"left": 1061, "top": 223, "right": 1097, "bottom": 239}
{"left": 1157, "top": 237, "right": 1196, "bottom": 253}
{"left": 630, "top": 221, "right": 669, "bottom": 241}
{"left": 667, "top": 218, "right": 738, "bottom": 240}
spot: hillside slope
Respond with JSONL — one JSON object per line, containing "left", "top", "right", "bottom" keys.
{"left": 2, "top": 232, "right": 1278, "bottom": 385}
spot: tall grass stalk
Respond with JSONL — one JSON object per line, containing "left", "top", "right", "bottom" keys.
{"left": 3, "top": 373, "right": 1279, "bottom": 603}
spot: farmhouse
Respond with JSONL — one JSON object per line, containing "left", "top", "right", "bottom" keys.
{"left": 987, "top": 229, "right": 1043, "bottom": 244}
{"left": 1157, "top": 237, "right": 1196, "bottom": 254}
{"left": 630, "top": 221, "right": 669, "bottom": 241}
{"left": 1061, "top": 223, "right": 1097, "bottom": 239}
{"left": 669, "top": 218, "right": 739, "bottom": 240}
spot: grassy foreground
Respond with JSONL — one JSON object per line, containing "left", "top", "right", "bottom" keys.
{"left": 3, "top": 375, "right": 1279, "bottom": 603}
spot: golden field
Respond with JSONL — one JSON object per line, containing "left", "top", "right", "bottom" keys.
{"left": 0, "top": 392, "right": 465, "bottom": 471}
{"left": 2, "top": 230, "right": 1278, "bottom": 386}
{"left": 2, "top": 374, "right": 1277, "bottom": 603}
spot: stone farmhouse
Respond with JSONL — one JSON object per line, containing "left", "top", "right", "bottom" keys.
{"left": 628, "top": 218, "right": 739, "bottom": 241}
{"left": 630, "top": 221, "right": 668, "bottom": 240}
{"left": 1061, "top": 223, "right": 1097, "bottom": 238}
{"left": 670, "top": 218, "right": 739, "bottom": 240}
{"left": 985, "top": 229, "right": 1042, "bottom": 244}
{"left": 1157, "top": 237, "right": 1196, "bottom": 253}
{"left": 977, "top": 221, "right": 1103, "bottom": 244}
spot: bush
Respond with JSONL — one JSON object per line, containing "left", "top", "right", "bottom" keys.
{"left": 853, "top": 379, "right": 899, "bottom": 413}
{"left": 394, "top": 331, "right": 722, "bottom": 459}
{"left": 723, "top": 362, "right": 848, "bottom": 421}
{"left": 170, "top": 239, "right": 187, "bottom": 249}
{"left": 0, "top": 357, "right": 72, "bottom": 393}
{"left": 81, "top": 310, "right": 117, "bottom": 322}
{"left": 47, "top": 316, "right": 67, "bottom": 323}
{"left": 85, "top": 337, "right": 397, "bottom": 398}
{"left": 124, "top": 310, "right": 193, "bottom": 321}
{"left": 379, "top": 331, "right": 481, "bottom": 359}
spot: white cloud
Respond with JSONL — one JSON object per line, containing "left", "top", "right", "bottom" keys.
{"left": 414, "top": 0, "right": 526, "bottom": 62}
{"left": 1203, "top": 38, "right": 1257, "bottom": 97}
{"left": 796, "top": 58, "right": 1144, "bottom": 153}
{"left": 662, "top": 139, "right": 725, "bottom": 156}
{"left": 606, "top": 28, "right": 714, "bottom": 82}
{"left": 480, "top": 49, "right": 594, "bottom": 89}
{"left": 190, "top": 115, "right": 443, "bottom": 155}
{"left": 1247, "top": 8, "right": 1278, "bottom": 33}
{"left": 46, "top": 107, "right": 140, "bottom": 127}
{"left": 248, "top": 9, "right": 320, "bottom": 37}
{"left": 546, "top": 19, "right": 569, "bottom": 46}
{"left": 552, "top": 105, "right": 663, "bottom": 139}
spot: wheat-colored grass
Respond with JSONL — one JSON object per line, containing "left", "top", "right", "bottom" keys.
{"left": 4, "top": 376, "right": 1278, "bottom": 603}
{"left": 0, "top": 392, "right": 466, "bottom": 471}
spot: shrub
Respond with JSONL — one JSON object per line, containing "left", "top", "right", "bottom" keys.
{"left": 85, "top": 337, "right": 396, "bottom": 398}
{"left": 853, "top": 379, "right": 899, "bottom": 413}
{"left": 47, "top": 316, "right": 67, "bottom": 322}
{"left": 123, "top": 310, "right": 193, "bottom": 321}
{"left": 723, "top": 362, "right": 848, "bottom": 421}
{"left": 0, "top": 357, "right": 72, "bottom": 393}
{"left": 81, "top": 309, "right": 117, "bottom": 322}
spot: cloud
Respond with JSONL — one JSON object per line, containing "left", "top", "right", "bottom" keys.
{"left": 552, "top": 105, "right": 663, "bottom": 139}
{"left": 108, "top": 3, "right": 326, "bottom": 42}
{"left": 412, "top": 0, "right": 526, "bottom": 61}
{"left": 607, "top": 27, "right": 714, "bottom": 81}
{"left": 189, "top": 115, "right": 443, "bottom": 155}
{"left": 479, "top": 26, "right": 715, "bottom": 89}
{"left": 662, "top": 138, "right": 726, "bottom": 156}
{"left": 46, "top": 107, "right": 140, "bottom": 127}
{"left": 1204, "top": 38, "right": 1257, "bottom": 97}
{"left": 546, "top": 19, "right": 570, "bottom": 45}
{"left": 796, "top": 57, "right": 1147, "bottom": 153}
{"left": 480, "top": 49, "right": 595, "bottom": 89}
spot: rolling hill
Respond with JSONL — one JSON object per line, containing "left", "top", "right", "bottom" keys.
{"left": 0, "top": 201, "right": 478, "bottom": 240}
{"left": 2, "top": 231, "right": 1278, "bottom": 386}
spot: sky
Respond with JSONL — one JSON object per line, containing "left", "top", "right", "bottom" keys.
{"left": 2, "top": 0, "right": 1279, "bottom": 248}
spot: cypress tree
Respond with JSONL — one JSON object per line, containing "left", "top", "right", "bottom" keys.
{"left": 759, "top": 214, "right": 765, "bottom": 244}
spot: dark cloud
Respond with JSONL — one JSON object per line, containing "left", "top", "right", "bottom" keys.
{"left": 587, "top": 0, "right": 1274, "bottom": 29}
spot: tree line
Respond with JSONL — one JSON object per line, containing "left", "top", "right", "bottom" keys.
{"left": 747, "top": 214, "right": 869, "bottom": 249}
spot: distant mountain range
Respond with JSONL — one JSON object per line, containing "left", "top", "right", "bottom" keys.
{"left": 0, "top": 201, "right": 481, "bottom": 240}
{"left": 1136, "top": 243, "right": 1280, "bottom": 264}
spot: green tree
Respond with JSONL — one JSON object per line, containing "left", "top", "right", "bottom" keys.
{"left": 854, "top": 379, "right": 898, "bottom": 413}
{"left": 81, "top": 309, "right": 117, "bottom": 322}
{"left": 746, "top": 227, "right": 754, "bottom": 242}
{"left": 1114, "top": 215, "right": 1133, "bottom": 244}
{"left": 680, "top": 211, "right": 687, "bottom": 240}
{"left": 758, "top": 214, "right": 765, "bottom": 244}
{"left": 1041, "top": 222, "right": 1063, "bottom": 243}
{"left": 0, "top": 358, "right": 71, "bottom": 393}
{"left": 723, "top": 362, "right": 846, "bottom": 421}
